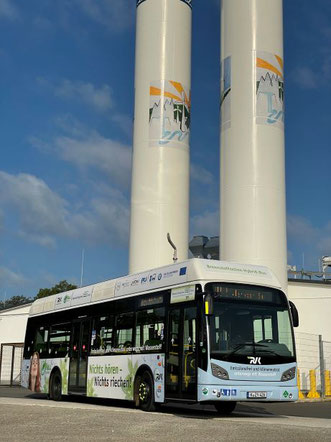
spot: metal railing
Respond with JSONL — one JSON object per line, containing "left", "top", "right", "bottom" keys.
{"left": 295, "top": 331, "right": 331, "bottom": 398}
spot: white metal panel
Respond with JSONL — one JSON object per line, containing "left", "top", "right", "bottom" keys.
{"left": 129, "top": 0, "right": 192, "bottom": 273}
{"left": 220, "top": 0, "right": 287, "bottom": 292}
{"left": 288, "top": 281, "right": 331, "bottom": 340}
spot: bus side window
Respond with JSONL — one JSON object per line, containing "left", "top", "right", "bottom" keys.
{"left": 135, "top": 307, "right": 165, "bottom": 352}
{"left": 115, "top": 312, "right": 134, "bottom": 351}
{"left": 91, "top": 315, "right": 114, "bottom": 355}
{"left": 49, "top": 323, "right": 71, "bottom": 358}
{"left": 33, "top": 326, "right": 49, "bottom": 357}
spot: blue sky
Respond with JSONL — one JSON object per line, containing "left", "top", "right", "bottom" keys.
{"left": 0, "top": 0, "right": 330, "bottom": 300}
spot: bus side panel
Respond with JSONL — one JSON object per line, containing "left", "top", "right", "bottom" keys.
{"left": 87, "top": 354, "right": 165, "bottom": 402}
{"left": 21, "top": 359, "right": 30, "bottom": 389}
{"left": 21, "top": 357, "right": 69, "bottom": 395}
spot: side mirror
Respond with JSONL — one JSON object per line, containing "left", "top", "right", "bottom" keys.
{"left": 204, "top": 293, "right": 214, "bottom": 316}
{"left": 289, "top": 301, "right": 299, "bottom": 327}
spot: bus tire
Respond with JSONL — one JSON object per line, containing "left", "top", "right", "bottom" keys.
{"left": 50, "top": 371, "right": 62, "bottom": 402}
{"left": 136, "top": 371, "right": 155, "bottom": 412}
{"left": 214, "top": 401, "right": 236, "bottom": 415}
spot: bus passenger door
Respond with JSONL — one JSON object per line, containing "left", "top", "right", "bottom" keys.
{"left": 69, "top": 319, "right": 90, "bottom": 393}
{"left": 166, "top": 306, "right": 197, "bottom": 401}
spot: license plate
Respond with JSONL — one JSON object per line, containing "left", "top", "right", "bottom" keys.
{"left": 247, "top": 391, "right": 267, "bottom": 399}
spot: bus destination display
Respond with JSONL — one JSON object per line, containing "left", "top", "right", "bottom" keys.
{"left": 211, "top": 285, "right": 275, "bottom": 303}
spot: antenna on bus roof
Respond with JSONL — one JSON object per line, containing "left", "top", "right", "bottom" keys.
{"left": 167, "top": 233, "right": 178, "bottom": 264}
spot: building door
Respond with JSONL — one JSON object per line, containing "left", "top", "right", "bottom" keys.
{"left": 68, "top": 319, "right": 90, "bottom": 393}
{"left": 166, "top": 306, "right": 197, "bottom": 400}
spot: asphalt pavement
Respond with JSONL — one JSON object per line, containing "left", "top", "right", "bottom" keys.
{"left": 1, "top": 386, "right": 330, "bottom": 441}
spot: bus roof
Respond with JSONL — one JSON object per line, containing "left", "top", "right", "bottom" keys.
{"left": 29, "top": 259, "right": 282, "bottom": 317}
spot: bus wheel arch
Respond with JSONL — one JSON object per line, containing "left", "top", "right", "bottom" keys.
{"left": 134, "top": 365, "right": 156, "bottom": 412}
{"left": 49, "top": 368, "right": 62, "bottom": 401}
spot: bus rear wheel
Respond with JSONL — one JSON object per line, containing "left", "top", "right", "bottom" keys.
{"left": 136, "top": 371, "right": 155, "bottom": 412}
{"left": 50, "top": 371, "right": 62, "bottom": 401}
{"left": 214, "top": 401, "right": 236, "bottom": 415}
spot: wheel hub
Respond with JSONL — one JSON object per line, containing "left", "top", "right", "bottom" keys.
{"left": 138, "top": 382, "right": 149, "bottom": 402}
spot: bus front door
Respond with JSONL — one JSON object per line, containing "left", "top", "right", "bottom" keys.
{"left": 68, "top": 319, "right": 90, "bottom": 393}
{"left": 166, "top": 306, "right": 197, "bottom": 401}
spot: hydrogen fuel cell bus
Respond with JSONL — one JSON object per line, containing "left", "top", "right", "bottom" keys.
{"left": 21, "top": 259, "right": 299, "bottom": 413}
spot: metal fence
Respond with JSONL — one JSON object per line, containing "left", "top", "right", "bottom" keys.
{"left": 0, "top": 343, "right": 23, "bottom": 386}
{"left": 295, "top": 331, "right": 331, "bottom": 398}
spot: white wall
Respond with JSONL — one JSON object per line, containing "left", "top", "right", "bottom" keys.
{"left": 288, "top": 281, "right": 331, "bottom": 392}
{"left": 0, "top": 304, "right": 31, "bottom": 346}
{"left": 288, "top": 281, "right": 331, "bottom": 341}
{"left": 0, "top": 304, "right": 31, "bottom": 384}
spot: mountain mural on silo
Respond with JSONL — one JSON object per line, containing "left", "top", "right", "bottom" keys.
{"left": 149, "top": 80, "right": 191, "bottom": 148}
{"left": 256, "top": 52, "right": 284, "bottom": 129}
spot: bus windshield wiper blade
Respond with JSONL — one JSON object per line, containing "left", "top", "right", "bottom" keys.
{"left": 226, "top": 341, "right": 267, "bottom": 357}
{"left": 257, "top": 348, "right": 282, "bottom": 357}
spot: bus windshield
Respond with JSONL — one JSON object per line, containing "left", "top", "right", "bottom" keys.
{"left": 206, "top": 283, "right": 295, "bottom": 365}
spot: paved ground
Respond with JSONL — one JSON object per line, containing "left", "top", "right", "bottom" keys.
{"left": 1, "top": 387, "right": 331, "bottom": 441}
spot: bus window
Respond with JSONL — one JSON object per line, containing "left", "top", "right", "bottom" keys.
{"left": 91, "top": 316, "right": 114, "bottom": 355}
{"left": 49, "top": 323, "right": 71, "bottom": 358}
{"left": 115, "top": 313, "right": 134, "bottom": 350}
{"left": 253, "top": 315, "right": 273, "bottom": 342}
{"left": 135, "top": 307, "right": 165, "bottom": 352}
{"left": 34, "top": 326, "right": 49, "bottom": 357}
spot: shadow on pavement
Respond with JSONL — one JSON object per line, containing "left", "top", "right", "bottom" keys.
{"left": 2, "top": 386, "right": 330, "bottom": 419}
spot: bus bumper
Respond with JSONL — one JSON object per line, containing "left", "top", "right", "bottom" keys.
{"left": 198, "top": 384, "right": 298, "bottom": 402}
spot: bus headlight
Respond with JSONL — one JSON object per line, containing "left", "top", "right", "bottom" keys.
{"left": 281, "top": 367, "right": 296, "bottom": 381}
{"left": 211, "top": 363, "right": 229, "bottom": 380}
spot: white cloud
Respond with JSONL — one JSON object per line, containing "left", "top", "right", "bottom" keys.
{"left": 30, "top": 117, "right": 132, "bottom": 190}
{"left": 39, "top": 78, "right": 114, "bottom": 112}
{"left": 191, "top": 163, "right": 214, "bottom": 186}
{"left": 111, "top": 113, "right": 133, "bottom": 138}
{"left": 73, "top": 193, "right": 129, "bottom": 245}
{"left": 0, "top": 171, "right": 129, "bottom": 248}
{"left": 292, "top": 67, "right": 318, "bottom": 89}
{"left": 33, "top": 16, "right": 53, "bottom": 30}
{"left": 287, "top": 214, "right": 319, "bottom": 244}
{"left": 287, "top": 214, "right": 331, "bottom": 267}
{"left": 191, "top": 210, "right": 219, "bottom": 238}
{"left": 0, "top": 266, "right": 26, "bottom": 287}
{"left": 0, "top": 171, "right": 71, "bottom": 246}
{"left": 54, "top": 132, "right": 132, "bottom": 189}
{"left": 0, "top": 0, "right": 19, "bottom": 20}
{"left": 73, "top": 0, "right": 134, "bottom": 32}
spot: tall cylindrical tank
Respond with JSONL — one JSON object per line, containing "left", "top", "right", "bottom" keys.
{"left": 220, "top": 0, "right": 287, "bottom": 291}
{"left": 129, "top": 0, "right": 192, "bottom": 274}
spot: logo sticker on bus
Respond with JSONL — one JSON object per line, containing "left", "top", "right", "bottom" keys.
{"left": 247, "top": 356, "right": 261, "bottom": 365}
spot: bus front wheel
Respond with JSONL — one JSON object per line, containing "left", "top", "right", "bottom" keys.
{"left": 214, "top": 401, "right": 236, "bottom": 415}
{"left": 50, "top": 371, "right": 62, "bottom": 401}
{"left": 136, "top": 371, "right": 155, "bottom": 412}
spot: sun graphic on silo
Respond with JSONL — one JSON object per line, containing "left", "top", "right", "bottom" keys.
{"left": 149, "top": 80, "right": 191, "bottom": 136}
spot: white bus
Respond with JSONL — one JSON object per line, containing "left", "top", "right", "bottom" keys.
{"left": 21, "top": 259, "right": 299, "bottom": 413}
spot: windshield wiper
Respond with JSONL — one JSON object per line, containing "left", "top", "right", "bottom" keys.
{"left": 255, "top": 348, "right": 283, "bottom": 357}
{"left": 225, "top": 342, "right": 267, "bottom": 357}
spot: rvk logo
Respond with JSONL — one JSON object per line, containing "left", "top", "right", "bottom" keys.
{"left": 247, "top": 356, "right": 261, "bottom": 365}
